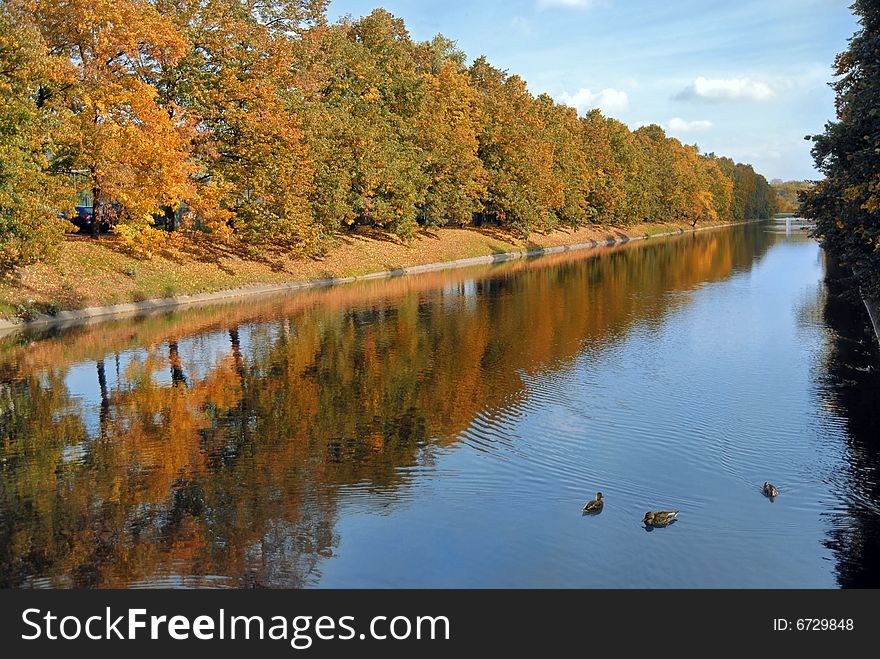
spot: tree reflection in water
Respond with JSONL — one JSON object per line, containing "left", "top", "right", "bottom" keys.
{"left": 819, "top": 258, "right": 880, "bottom": 588}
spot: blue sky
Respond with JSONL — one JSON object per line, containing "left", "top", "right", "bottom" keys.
{"left": 327, "top": 0, "right": 858, "bottom": 181}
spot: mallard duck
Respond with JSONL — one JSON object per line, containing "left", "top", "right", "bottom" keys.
{"left": 642, "top": 511, "right": 679, "bottom": 527}
{"left": 763, "top": 482, "right": 779, "bottom": 498}
{"left": 583, "top": 492, "right": 604, "bottom": 513}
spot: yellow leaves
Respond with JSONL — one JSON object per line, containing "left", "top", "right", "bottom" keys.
{"left": 21, "top": 0, "right": 202, "bottom": 244}
{"left": 116, "top": 225, "right": 169, "bottom": 258}
{"left": 842, "top": 182, "right": 867, "bottom": 203}
{"left": 37, "top": 0, "right": 187, "bottom": 67}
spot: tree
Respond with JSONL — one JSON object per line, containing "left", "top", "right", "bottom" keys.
{"left": 31, "top": 0, "right": 196, "bottom": 239}
{"left": 1, "top": 1, "right": 782, "bottom": 268}
{"left": 604, "top": 116, "right": 648, "bottom": 225}
{"left": 0, "top": 5, "right": 72, "bottom": 271}
{"left": 470, "top": 57, "right": 560, "bottom": 235}
{"left": 416, "top": 51, "right": 487, "bottom": 227}
{"left": 634, "top": 124, "right": 673, "bottom": 223}
{"left": 580, "top": 110, "right": 617, "bottom": 224}
{"left": 538, "top": 95, "right": 590, "bottom": 229}
{"left": 802, "top": 0, "right": 880, "bottom": 299}
{"left": 303, "top": 10, "right": 426, "bottom": 239}
{"left": 160, "top": 0, "right": 323, "bottom": 249}
{"left": 772, "top": 180, "right": 812, "bottom": 213}
{"left": 671, "top": 141, "right": 706, "bottom": 226}
{"left": 701, "top": 156, "right": 734, "bottom": 225}
{"left": 714, "top": 156, "right": 778, "bottom": 221}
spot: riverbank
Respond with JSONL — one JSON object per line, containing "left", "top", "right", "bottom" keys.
{"left": 0, "top": 219, "right": 737, "bottom": 330}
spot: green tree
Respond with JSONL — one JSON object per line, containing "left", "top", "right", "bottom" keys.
{"left": 580, "top": 110, "right": 617, "bottom": 224}
{"left": 605, "top": 117, "right": 648, "bottom": 225}
{"left": 0, "top": 6, "right": 72, "bottom": 271}
{"left": 416, "top": 48, "right": 487, "bottom": 227}
{"left": 303, "top": 10, "right": 427, "bottom": 239}
{"left": 470, "top": 57, "right": 561, "bottom": 235}
{"left": 802, "top": 0, "right": 880, "bottom": 298}
{"left": 538, "top": 95, "right": 590, "bottom": 229}
{"left": 160, "top": 0, "right": 325, "bottom": 249}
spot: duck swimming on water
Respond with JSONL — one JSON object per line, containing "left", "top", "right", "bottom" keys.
{"left": 763, "top": 482, "right": 779, "bottom": 498}
{"left": 642, "top": 511, "right": 679, "bottom": 527}
{"left": 583, "top": 492, "right": 604, "bottom": 514}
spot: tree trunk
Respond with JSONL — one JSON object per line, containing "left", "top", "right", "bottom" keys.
{"left": 91, "top": 186, "right": 101, "bottom": 240}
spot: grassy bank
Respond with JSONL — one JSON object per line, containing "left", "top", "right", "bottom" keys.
{"left": 1, "top": 220, "right": 717, "bottom": 322}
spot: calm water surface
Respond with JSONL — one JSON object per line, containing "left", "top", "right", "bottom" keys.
{"left": 2, "top": 221, "right": 879, "bottom": 588}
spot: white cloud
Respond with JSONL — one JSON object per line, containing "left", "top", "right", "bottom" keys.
{"left": 511, "top": 16, "right": 532, "bottom": 37}
{"left": 557, "top": 88, "right": 629, "bottom": 116}
{"left": 676, "top": 77, "right": 776, "bottom": 102}
{"left": 667, "top": 117, "right": 714, "bottom": 132}
{"left": 537, "top": 0, "right": 595, "bottom": 8}
{"left": 634, "top": 118, "right": 714, "bottom": 133}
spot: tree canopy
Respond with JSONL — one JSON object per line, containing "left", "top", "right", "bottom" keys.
{"left": 772, "top": 180, "right": 812, "bottom": 214}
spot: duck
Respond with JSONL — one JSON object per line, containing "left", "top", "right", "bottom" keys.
{"left": 642, "top": 511, "right": 679, "bottom": 527}
{"left": 583, "top": 492, "right": 604, "bottom": 513}
{"left": 763, "top": 482, "right": 779, "bottom": 498}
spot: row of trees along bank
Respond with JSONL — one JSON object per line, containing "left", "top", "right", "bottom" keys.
{"left": 0, "top": 1, "right": 780, "bottom": 271}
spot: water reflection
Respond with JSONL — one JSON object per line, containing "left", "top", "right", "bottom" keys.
{"left": 818, "top": 257, "right": 880, "bottom": 588}
{"left": 2, "top": 223, "right": 859, "bottom": 588}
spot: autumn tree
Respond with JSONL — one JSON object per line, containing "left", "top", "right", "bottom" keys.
{"left": 470, "top": 57, "right": 561, "bottom": 235}
{"left": 672, "top": 141, "right": 705, "bottom": 226}
{"left": 0, "top": 5, "right": 72, "bottom": 270}
{"left": 415, "top": 38, "right": 487, "bottom": 227}
{"left": 1, "top": 2, "right": 782, "bottom": 267}
{"left": 157, "top": 0, "right": 326, "bottom": 249}
{"left": 538, "top": 95, "right": 591, "bottom": 229}
{"left": 27, "top": 0, "right": 199, "bottom": 240}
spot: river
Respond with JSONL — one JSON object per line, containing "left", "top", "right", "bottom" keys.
{"left": 1, "top": 220, "right": 878, "bottom": 588}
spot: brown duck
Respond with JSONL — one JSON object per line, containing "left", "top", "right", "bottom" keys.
{"left": 763, "top": 482, "right": 779, "bottom": 498}
{"left": 583, "top": 492, "right": 604, "bottom": 513}
{"left": 642, "top": 511, "right": 679, "bottom": 527}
